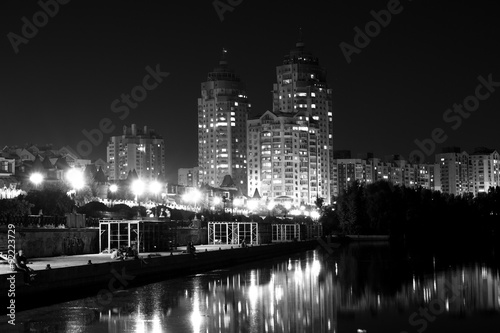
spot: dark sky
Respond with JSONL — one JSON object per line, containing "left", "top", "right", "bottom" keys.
{"left": 1, "top": 0, "right": 499, "bottom": 182}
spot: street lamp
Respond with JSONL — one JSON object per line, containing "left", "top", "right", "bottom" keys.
{"left": 247, "top": 199, "right": 258, "bottom": 213}
{"left": 109, "top": 184, "right": 118, "bottom": 193}
{"left": 131, "top": 179, "right": 145, "bottom": 203}
{"left": 131, "top": 179, "right": 146, "bottom": 219}
{"left": 66, "top": 168, "right": 85, "bottom": 190}
{"left": 149, "top": 181, "right": 162, "bottom": 216}
{"left": 109, "top": 184, "right": 118, "bottom": 206}
{"left": 29, "top": 172, "right": 44, "bottom": 188}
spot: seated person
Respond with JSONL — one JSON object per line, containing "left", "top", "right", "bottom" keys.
{"left": 125, "top": 245, "right": 139, "bottom": 259}
{"left": 14, "top": 250, "right": 35, "bottom": 285}
{"left": 110, "top": 249, "right": 123, "bottom": 260}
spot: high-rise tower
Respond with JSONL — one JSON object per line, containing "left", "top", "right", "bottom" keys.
{"left": 248, "top": 37, "right": 334, "bottom": 205}
{"left": 198, "top": 50, "right": 250, "bottom": 193}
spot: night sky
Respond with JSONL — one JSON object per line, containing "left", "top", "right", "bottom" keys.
{"left": 1, "top": 0, "right": 499, "bottom": 183}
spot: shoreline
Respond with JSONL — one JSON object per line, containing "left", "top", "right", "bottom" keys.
{"left": 1, "top": 241, "right": 318, "bottom": 313}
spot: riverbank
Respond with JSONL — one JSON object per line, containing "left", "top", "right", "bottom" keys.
{"left": 0, "top": 241, "right": 318, "bottom": 313}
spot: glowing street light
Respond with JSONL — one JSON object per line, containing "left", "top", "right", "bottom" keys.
{"left": 149, "top": 181, "right": 162, "bottom": 196}
{"left": 247, "top": 199, "right": 258, "bottom": 212}
{"left": 213, "top": 196, "right": 222, "bottom": 205}
{"left": 66, "top": 168, "right": 85, "bottom": 190}
{"left": 310, "top": 210, "right": 321, "bottom": 220}
{"left": 131, "top": 179, "right": 145, "bottom": 200}
{"left": 109, "top": 184, "right": 118, "bottom": 193}
{"left": 29, "top": 173, "right": 44, "bottom": 188}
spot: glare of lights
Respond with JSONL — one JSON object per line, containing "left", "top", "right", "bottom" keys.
{"left": 149, "top": 181, "right": 162, "bottom": 194}
{"left": 248, "top": 199, "right": 258, "bottom": 211}
{"left": 213, "top": 196, "right": 222, "bottom": 205}
{"left": 131, "top": 179, "right": 146, "bottom": 196}
{"left": 311, "top": 260, "right": 321, "bottom": 277}
{"left": 109, "top": 184, "right": 118, "bottom": 193}
{"left": 284, "top": 202, "right": 292, "bottom": 210}
{"left": 290, "top": 209, "right": 301, "bottom": 216}
{"left": 267, "top": 201, "right": 275, "bottom": 210}
{"left": 233, "top": 197, "right": 243, "bottom": 207}
{"left": 29, "top": 172, "right": 44, "bottom": 186}
{"left": 310, "top": 210, "right": 321, "bottom": 220}
{"left": 66, "top": 168, "right": 85, "bottom": 190}
{"left": 183, "top": 188, "right": 202, "bottom": 204}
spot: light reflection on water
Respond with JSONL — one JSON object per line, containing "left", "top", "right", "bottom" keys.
{"left": 1, "top": 244, "right": 500, "bottom": 332}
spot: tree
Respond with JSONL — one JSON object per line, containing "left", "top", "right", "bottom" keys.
{"left": 25, "top": 188, "right": 74, "bottom": 216}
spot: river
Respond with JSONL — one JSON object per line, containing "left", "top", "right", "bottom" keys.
{"left": 1, "top": 242, "right": 499, "bottom": 332}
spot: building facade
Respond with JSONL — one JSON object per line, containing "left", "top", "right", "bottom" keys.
{"left": 107, "top": 124, "right": 166, "bottom": 181}
{"left": 434, "top": 147, "right": 471, "bottom": 195}
{"left": 247, "top": 111, "right": 323, "bottom": 206}
{"left": 178, "top": 167, "right": 200, "bottom": 187}
{"left": 197, "top": 50, "right": 250, "bottom": 193}
{"left": 332, "top": 152, "right": 435, "bottom": 197}
{"left": 469, "top": 147, "right": 500, "bottom": 196}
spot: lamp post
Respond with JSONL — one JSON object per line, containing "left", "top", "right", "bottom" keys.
{"left": 131, "top": 179, "right": 145, "bottom": 218}
{"left": 109, "top": 184, "right": 118, "bottom": 207}
{"left": 66, "top": 168, "right": 85, "bottom": 205}
{"left": 149, "top": 180, "right": 161, "bottom": 217}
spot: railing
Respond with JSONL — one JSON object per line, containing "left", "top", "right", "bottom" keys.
{"left": 0, "top": 215, "right": 67, "bottom": 228}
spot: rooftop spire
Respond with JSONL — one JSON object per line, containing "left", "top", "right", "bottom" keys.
{"left": 296, "top": 27, "right": 305, "bottom": 48}
{"left": 220, "top": 47, "right": 228, "bottom": 65}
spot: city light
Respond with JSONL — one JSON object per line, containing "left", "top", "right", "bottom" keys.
{"left": 131, "top": 179, "right": 146, "bottom": 197}
{"left": 29, "top": 172, "right": 44, "bottom": 187}
{"left": 213, "top": 196, "right": 222, "bottom": 205}
{"left": 149, "top": 181, "right": 162, "bottom": 194}
{"left": 247, "top": 199, "right": 258, "bottom": 211}
{"left": 66, "top": 168, "right": 85, "bottom": 190}
{"left": 182, "top": 188, "right": 202, "bottom": 205}
{"left": 109, "top": 184, "right": 118, "bottom": 193}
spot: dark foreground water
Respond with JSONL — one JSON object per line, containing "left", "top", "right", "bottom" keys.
{"left": 1, "top": 242, "right": 500, "bottom": 332}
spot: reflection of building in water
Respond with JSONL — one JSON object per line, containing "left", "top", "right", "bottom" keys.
{"left": 335, "top": 263, "right": 500, "bottom": 315}
{"left": 205, "top": 252, "right": 337, "bottom": 332}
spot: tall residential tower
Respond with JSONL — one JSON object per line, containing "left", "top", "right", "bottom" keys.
{"left": 197, "top": 50, "right": 251, "bottom": 193}
{"left": 248, "top": 38, "right": 334, "bottom": 205}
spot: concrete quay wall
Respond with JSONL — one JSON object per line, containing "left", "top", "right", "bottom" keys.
{"left": 1, "top": 241, "right": 317, "bottom": 312}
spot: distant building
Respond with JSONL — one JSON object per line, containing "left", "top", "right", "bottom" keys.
{"left": 197, "top": 49, "right": 250, "bottom": 193}
{"left": 0, "top": 157, "right": 15, "bottom": 177}
{"left": 332, "top": 151, "right": 435, "bottom": 196}
{"left": 434, "top": 148, "right": 470, "bottom": 195}
{"left": 178, "top": 167, "right": 199, "bottom": 187}
{"left": 107, "top": 124, "right": 166, "bottom": 181}
{"left": 469, "top": 147, "right": 500, "bottom": 196}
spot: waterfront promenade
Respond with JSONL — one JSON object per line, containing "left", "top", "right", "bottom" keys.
{"left": 0, "top": 244, "right": 236, "bottom": 275}
{"left": 0, "top": 241, "right": 318, "bottom": 313}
